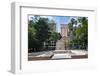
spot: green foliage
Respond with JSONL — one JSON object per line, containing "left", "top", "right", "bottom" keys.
{"left": 48, "top": 32, "right": 61, "bottom": 42}
{"left": 28, "top": 26, "right": 36, "bottom": 49}
{"left": 28, "top": 16, "right": 60, "bottom": 52}
{"left": 68, "top": 17, "right": 88, "bottom": 50}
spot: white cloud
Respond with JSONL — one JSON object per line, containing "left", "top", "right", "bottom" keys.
{"left": 48, "top": 16, "right": 54, "bottom": 20}
{"left": 40, "top": 16, "right": 48, "bottom": 18}
{"left": 40, "top": 16, "right": 54, "bottom": 20}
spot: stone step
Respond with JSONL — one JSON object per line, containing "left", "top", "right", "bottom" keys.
{"left": 51, "top": 53, "right": 71, "bottom": 59}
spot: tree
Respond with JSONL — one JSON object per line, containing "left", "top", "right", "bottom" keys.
{"left": 68, "top": 17, "right": 88, "bottom": 50}
{"left": 34, "top": 18, "right": 50, "bottom": 51}
{"left": 28, "top": 17, "right": 52, "bottom": 52}
{"left": 28, "top": 20, "right": 37, "bottom": 52}
{"left": 68, "top": 18, "right": 77, "bottom": 49}
{"left": 48, "top": 32, "right": 61, "bottom": 42}
{"left": 75, "top": 17, "right": 88, "bottom": 49}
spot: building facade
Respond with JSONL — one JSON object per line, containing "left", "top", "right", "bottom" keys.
{"left": 60, "top": 24, "right": 69, "bottom": 37}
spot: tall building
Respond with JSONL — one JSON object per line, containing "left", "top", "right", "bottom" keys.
{"left": 60, "top": 24, "right": 69, "bottom": 37}
{"left": 55, "top": 24, "right": 69, "bottom": 50}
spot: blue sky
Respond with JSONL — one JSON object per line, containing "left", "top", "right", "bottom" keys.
{"left": 29, "top": 15, "right": 77, "bottom": 32}
{"left": 52, "top": 16, "right": 75, "bottom": 32}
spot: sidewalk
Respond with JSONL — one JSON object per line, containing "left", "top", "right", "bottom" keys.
{"left": 28, "top": 50, "right": 88, "bottom": 60}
